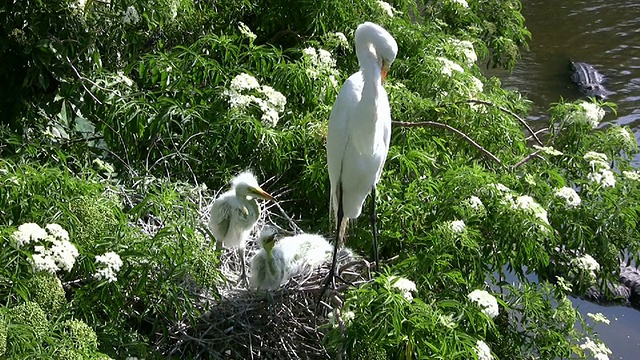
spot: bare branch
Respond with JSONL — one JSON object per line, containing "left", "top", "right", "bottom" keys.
{"left": 512, "top": 149, "right": 544, "bottom": 170}
{"left": 392, "top": 120, "right": 502, "bottom": 166}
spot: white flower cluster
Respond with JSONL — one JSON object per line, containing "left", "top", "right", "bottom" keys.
{"left": 487, "top": 183, "right": 511, "bottom": 193}
{"left": 302, "top": 47, "right": 340, "bottom": 89}
{"left": 533, "top": 145, "right": 563, "bottom": 156}
{"left": 327, "top": 309, "right": 355, "bottom": 327}
{"left": 512, "top": 195, "right": 550, "bottom": 225}
{"left": 585, "top": 153, "right": 616, "bottom": 188}
{"left": 623, "top": 170, "right": 640, "bottom": 181}
{"left": 123, "top": 6, "right": 140, "bottom": 25}
{"left": 112, "top": 71, "right": 135, "bottom": 88}
{"left": 328, "top": 32, "right": 349, "bottom": 49}
{"left": 224, "top": 73, "right": 287, "bottom": 127}
{"left": 438, "top": 313, "right": 456, "bottom": 329}
{"left": 584, "top": 151, "right": 609, "bottom": 169}
{"left": 572, "top": 254, "right": 600, "bottom": 280}
{"left": 449, "top": 39, "right": 477, "bottom": 67}
{"left": 475, "top": 340, "right": 494, "bottom": 360}
{"left": 302, "top": 47, "right": 338, "bottom": 83}
{"left": 587, "top": 312, "right": 610, "bottom": 325}
{"left": 238, "top": 22, "right": 257, "bottom": 42}
{"left": 554, "top": 187, "right": 581, "bottom": 208}
{"left": 13, "top": 223, "right": 79, "bottom": 274}
{"left": 13, "top": 223, "right": 48, "bottom": 247}
{"left": 230, "top": 73, "right": 260, "bottom": 92}
{"left": 566, "top": 102, "right": 605, "bottom": 128}
{"left": 466, "top": 196, "right": 484, "bottom": 211}
{"left": 613, "top": 127, "right": 636, "bottom": 148}
{"left": 438, "top": 57, "right": 464, "bottom": 76}
{"left": 389, "top": 276, "right": 417, "bottom": 301}
{"left": 376, "top": 0, "right": 395, "bottom": 16}
{"left": 587, "top": 169, "right": 616, "bottom": 187}
{"left": 449, "top": 220, "right": 466, "bottom": 233}
{"left": 451, "top": 0, "right": 469, "bottom": 8}
{"left": 580, "top": 337, "right": 612, "bottom": 360}
{"left": 468, "top": 76, "right": 484, "bottom": 96}
{"left": 94, "top": 251, "right": 124, "bottom": 283}
{"left": 584, "top": 152, "right": 615, "bottom": 187}
{"left": 468, "top": 289, "right": 499, "bottom": 319}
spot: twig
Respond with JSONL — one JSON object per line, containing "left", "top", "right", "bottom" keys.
{"left": 512, "top": 150, "right": 543, "bottom": 170}
{"left": 272, "top": 200, "right": 304, "bottom": 234}
{"left": 461, "top": 99, "right": 543, "bottom": 146}
{"left": 63, "top": 56, "right": 103, "bottom": 105}
{"left": 392, "top": 120, "right": 502, "bottom": 165}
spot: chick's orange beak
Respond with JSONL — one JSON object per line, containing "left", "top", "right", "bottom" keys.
{"left": 381, "top": 62, "right": 390, "bottom": 83}
{"left": 250, "top": 187, "right": 274, "bottom": 201}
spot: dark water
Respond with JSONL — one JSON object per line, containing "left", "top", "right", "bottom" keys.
{"left": 486, "top": 1, "right": 640, "bottom": 358}
{"left": 486, "top": 0, "right": 640, "bottom": 166}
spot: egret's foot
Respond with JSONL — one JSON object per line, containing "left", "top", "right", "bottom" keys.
{"left": 238, "top": 272, "right": 250, "bottom": 289}
{"left": 315, "top": 271, "right": 353, "bottom": 312}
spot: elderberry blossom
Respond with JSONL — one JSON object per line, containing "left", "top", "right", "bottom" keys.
{"left": 475, "top": 340, "right": 494, "bottom": 360}
{"left": 389, "top": 276, "right": 417, "bottom": 301}
{"left": 376, "top": 0, "right": 395, "bottom": 16}
{"left": 468, "top": 289, "right": 499, "bottom": 319}
{"left": 94, "top": 252, "right": 124, "bottom": 283}
{"left": 554, "top": 187, "right": 581, "bottom": 208}
{"left": 438, "top": 57, "right": 464, "bottom": 76}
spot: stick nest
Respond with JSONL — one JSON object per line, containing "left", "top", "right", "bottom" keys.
{"left": 156, "top": 189, "right": 371, "bottom": 359}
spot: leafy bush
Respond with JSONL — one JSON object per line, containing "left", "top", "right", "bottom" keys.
{"left": 1, "top": 0, "right": 638, "bottom": 358}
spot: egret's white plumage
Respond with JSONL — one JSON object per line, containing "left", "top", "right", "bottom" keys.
{"left": 277, "top": 233, "right": 334, "bottom": 276}
{"left": 327, "top": 22, "right": 397, "bottom": 223}
{"left": 322, "top": 22, "right": 397, "bottom": 294}
{"left": 249, "top": 227, "right": 287, "bottom": 290}
{"left": 208, "top": 172, "right": 273, "bottom": 285}
{"left": 249, "top": 229, "right": 337, "bottom": 290}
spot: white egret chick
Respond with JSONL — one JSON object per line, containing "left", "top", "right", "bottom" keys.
{"left": 277, "top": 233, "right": 334, "bottom": 277}
{"left": 250, "top": 229, "right": 334, "bottom": 290}
{"left": 325, "top": 22, "right": 398, "bottom": 288}
{"left": 249, "top": 228, "right": 287, "bottom": 290}
{"left": 208, "top": 172, "right": 274, "bottom": 285}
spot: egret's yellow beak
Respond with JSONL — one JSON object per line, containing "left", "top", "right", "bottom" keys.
{"left": 263, "top": 233, "right": 278, "bottom": 252}
{"left": 249, "top": 186, "right": 274, "bottom": 201}
{"left": 381, "top": 61, "right": 390, "bottom": 83}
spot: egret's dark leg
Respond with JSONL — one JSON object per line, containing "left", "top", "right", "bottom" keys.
{"left": 317, "top": 186, "right": 345, "bottom": 308}
{"left": 370, "top": 186, "right": 380, "bottom": 273}
{"left": 239, "top": 247, "right": 249, "bottom": 288}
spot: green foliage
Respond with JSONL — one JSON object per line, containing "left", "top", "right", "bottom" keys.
{"left": 0, "top": 314, "right": 7, "bottom": 357}
{"left": 1, "top": 0, "right": 637, "bottom": 358}
{"left": 8, "top": 301, "right": 49, "bottom": 337}
{"left": 60, "top": 319, "right": 99, "bottom": 353}
{"left": 27, "top": 273, "right": 67, "bottom": 317}
{"left": 66, "top": 194, "right": 122, "bottom": 248}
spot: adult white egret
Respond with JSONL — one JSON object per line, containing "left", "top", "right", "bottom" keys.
{"left": 208, "top": 172, "right": 274, "bottom": 285}
{"left": 325, "top": 22, "right": 398, "bottom": 287}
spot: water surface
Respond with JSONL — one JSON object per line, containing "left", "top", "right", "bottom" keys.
{"left": 486, "top": 0, "right": 640, "bottom": 164}
{"left": 486, "top": 1, "right": 640, "bottom": 357}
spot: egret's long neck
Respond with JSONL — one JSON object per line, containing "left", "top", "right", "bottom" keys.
{"left": 357, "top": 43, "right": 382, "bottom": 90}
{"left": 265, "top": 249, "right": 278, "bottom": 273}
{"left": 240, "top": 195, "right": 259, "bottom": 219}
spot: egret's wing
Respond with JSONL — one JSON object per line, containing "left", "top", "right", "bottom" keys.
{"left": 208, "top": 191, "right": 235, "bottom": 243}
{"left": 327, "top": 72, "right": 363, "bottom": 221}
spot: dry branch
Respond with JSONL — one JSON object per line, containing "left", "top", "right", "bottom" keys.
{"left": 392, "top": 120, "right": 503, "bottom": 165}
{"left": 461, "top": 99, "right": 544, "bottom": 146}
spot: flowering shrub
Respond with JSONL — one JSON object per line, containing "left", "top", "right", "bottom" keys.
{"left": 1, "top": 0, "right": 637, "bottom": 359}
